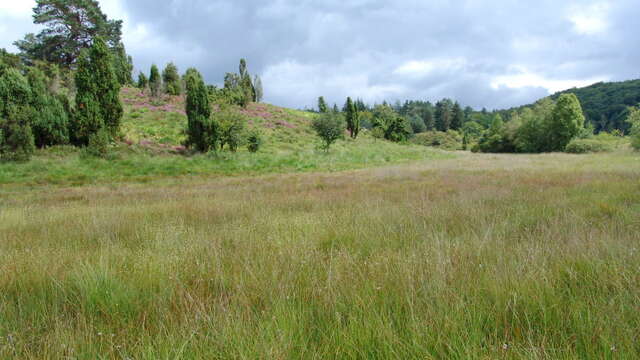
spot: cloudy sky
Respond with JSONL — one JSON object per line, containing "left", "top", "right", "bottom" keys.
{"left": 1, "top": 0, "right": 638, "bottom": 110}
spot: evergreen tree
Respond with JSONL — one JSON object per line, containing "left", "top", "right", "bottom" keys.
{"left": 149, "top": 64, "right": 161, "bottom": 98}
{"left": 344, "top": 97, "right": 360, "bottom": 139}
{"left": 185, "top": 68, "right": 215, "bottom": 152}
{"left": 162, "top": 62, "right": 182, "bottom": 96}
{"left": 15, "top": 0, "right": 125, "bottom": 67}
{"left": 254, "top": 75, "right": 263, "bottom": 102}
{"left": 435, "top": 99, "right": 452, "bottom": 131}
{"left": 238, "top": 59, "right": 254, "bottom": 106}
{"left": 112, "top": 43, "right": 133, "bottom": 85}
{"left": 137, "top": 71, "right": 148, "bottom": 90}
{"left": 0, "top": 68, "right": 36, "bottom": 161}
{"left": 451, "top": 102, "right": 464, "bottom": 130}
{"left": 71, "top": 37, "right": 122, "bottom": 145}
{"left": 548, "top": 94, "right": 585, "bottom": 151}
{"left": 27, "top": 68, "right": 69, "bottom": 147}
{"left": 318, "top": 96, "right": 328, "bottom": 113}
{"left": 423, "top": 107, "right": 435, "bottom": 130}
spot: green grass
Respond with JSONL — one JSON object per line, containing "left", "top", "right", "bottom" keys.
{"left": 1, "top": 151, "right": 639, "bottom": 359}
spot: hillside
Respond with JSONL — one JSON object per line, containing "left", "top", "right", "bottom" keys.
{"left": 0, "top": 88, "right": 449, "bottom": 189}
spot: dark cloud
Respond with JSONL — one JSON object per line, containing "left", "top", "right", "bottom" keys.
{"left": 3, "top": 0, "right": 638, "bottom": 110}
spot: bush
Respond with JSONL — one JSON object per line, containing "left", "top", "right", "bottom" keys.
{"left": 246, "top": 129, "right": 263, "bottom": 153}
{"left": 312, "top": 112, "right": 345, "bottom": 151}
{"left": 409, "top": 115, "right": 427, "bottom": 134}
{"left": 185, "top": 68, "right": 215, "bottom": 152}
{"left": 0, "top": 68, "right": 36, "bottom": 161}
{"left": 216, "top": 110, "right": 247, "bottom": 152}
{"left": 411, "top": 130, "right": 462, "bottom": 150}
{"left": 565, "top": 139, "right": 614, "bottom": 154}
{"left": 627, "top": 107, "right": 640, "bottom": 150}
{"left": 85, "top": 128, "right": 110, "bottom": 158}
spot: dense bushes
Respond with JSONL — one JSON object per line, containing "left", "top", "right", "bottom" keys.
{"left": 312, "top": 112, "right": 345, "bottom": 151}
{"left": 565, "top": 138, "right": 614, "bottom": 153}
{"left": 628, "top": 107, "right": 640, "bottom": 150}
{"left": 371, "top": 104, "right": 411, "bottom": 142}
{"left": 411, "top": 131, "right": 462, "bottom": 150}
{"left": 0, "top": 68, "right": 36, "bottom": 161}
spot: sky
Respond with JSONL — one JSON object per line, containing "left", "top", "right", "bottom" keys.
{"left": 1, "top": 0, "right": 638, "bottom": 110}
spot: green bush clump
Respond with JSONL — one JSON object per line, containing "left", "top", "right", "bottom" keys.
{"left": 411, "top": 130, "right": 462, "bottom": 150}
{"left": 564, "top": 139, "right": 614, "bottom": 154}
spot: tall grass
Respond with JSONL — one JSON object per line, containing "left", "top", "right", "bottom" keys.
{"left": 1, "top": 152, "right": 639, "bottom": 359}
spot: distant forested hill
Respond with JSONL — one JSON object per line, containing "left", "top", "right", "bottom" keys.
{"left": 552, "top": 80, "right": 640, "bottom": 133}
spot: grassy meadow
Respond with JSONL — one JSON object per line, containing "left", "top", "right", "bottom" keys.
{"left": 1, "top": 149, "right": 639, "bottom": 359}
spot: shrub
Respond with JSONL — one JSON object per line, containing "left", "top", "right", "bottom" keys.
{"left": 409, "top": 115, "right": 427, "bottom": 134}
{"left": 27, "top": 68, "right": 69, "bottom": 147}
{"left": 627, "top": 107, "right": 640, "bottom": 150}
{"left": 184, "top": 68, "right": 215, "bottom": 152}
{"left": 85, "top": 127, "right": 110, "bottom": 158}
{"left": 217, "top": 110, "right": 247, "bottom": 152}
{"left": 312, "top": 112, "right": 345, "bottom": 151}
{"left": 162, "top": 62, "right": 181, "bottom": 96}
{"left": 411, "top": 130, "right": 462, "bottom": 150}
{"left": 565, "top": 139, "right": 614, "bottom": 154}
{"left": 371, "top": 104, "right": 411, "bottom": 142}
{"left": 149, "top": 64, "right": 161, "bottom": 98}
{"left": 246, "top": 129, "right": 263, "bottom": 153}
{"left": 0, "top": 68, "right": 36, "bottom": 161}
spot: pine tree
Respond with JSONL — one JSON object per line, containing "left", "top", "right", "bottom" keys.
{"left": 185, "top": 68, "right": 215, "bottom": 152}
{"left": 451, "top": 102, "right": 464, "bottom": 130}
{"left": 344, "top": 97, "right": 360, "bottom": 139}
{"left": 72, "top": 48, "right": 103, "bottom": 146}
{"left": 423, "top": 108, "right": 435, "bottom": 130}
{"left": 112, "top": 43, "right": 133, "bottom": 85}
{"left": 162, "top": 62, "right": 181, "bottom": 96}
{"left": 318, "top": 96, "right": 328, "bottom": 113}
{"left": 238, "top": 59, "right": 254, "bottom": 107}
{"left": 435, "top": 99, "right": 452, "bottom": 131}
{"left": 149, "top": 64, "right": 161, "bottom": 98}
{"left": 0, "top": 68, "right": 36, "bottom": 161}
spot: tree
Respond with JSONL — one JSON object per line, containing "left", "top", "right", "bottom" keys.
{"left": 162, "top": 62, "right": 181, "bottom": 96}
{"left": 217, "top": 109, "right": 247, "bottom": 152}
{"left": 371, "top": 104, "right": 411, "bottom": 142}
{"left": 312, "top": 112, "right": 345, "bottom": 151}
{"left": 239, "top": 59, "right": 255, "bottom": 106}
{"left": 548, "top": 93, "right": 585, "bottom": 151}
{"left": 318, "top": 96, "right": 328, "bottom": 113}
{"left": 409, "top": 115, "right": 427, "bottom": 134}
{"left": 112, "top": 43, "right": 133, "bottom": 85}
{"left": 71, "top": 37, "right": 122, "bottom": 145}
{"left": 344, "top": 97, "right": 360, "bottom": 139}
{"left": 149, "top": 64, "right": 161, "bottom": 98}
{"left": 435, "top": 99, "right": 452, "bottom": 131}
{"left": 185, "top": 68, "right": 215, "bottom": 152}
{"left": 627, "top": 107, "right": 640, "bottom": 150}
{"left": 27, "top": 68, "right": 69, "bottom": 147}
{"left": 477, "top": 114, "right": 507, "bottom": 153}
{"left": 423, "top": 107, "right": 435, "bottom": 130}
{"left": 254, "top": 75, "right": 263, "bottom": 102}
{"left": 451, "top": 102, "right": 464, "bottom": 130}
{"left": 137, "top": 71, "right": 148, "bottom": 90}
{"left": 0, "top": 68, "right": 36, "bottom": 161}
{"left": 15, "top": 0, "right": 125, "bottom": 67}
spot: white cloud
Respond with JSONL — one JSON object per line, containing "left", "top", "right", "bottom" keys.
{"left": 568, "top": 2, "right": 610, "bottom": 35}
{"left": 394, "top": 58, "right": 467, "bottom": 77}
{"left": 0, "top": 0, "right": 35, "bottom": 17}
{"left": 491, "top": 66, "right": 607, "bottom": 94}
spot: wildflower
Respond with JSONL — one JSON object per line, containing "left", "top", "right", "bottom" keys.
{"left": 502, "top": 343, "right": 508, "bottom": 351}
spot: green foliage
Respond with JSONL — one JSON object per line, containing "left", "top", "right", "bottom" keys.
{"left": 112, "top": 43, "right": 133, "bottom": 85}
{"left": 477, "top": 114, "right": 510, "bottom": 153}
{"left": 344, "top": 97, "right": 360, "bottom": 139}
{"left": 548, "top": 94, "right": 585, "bottom": 152}
{"left": 137, "top": 71, "right": 148, "bottom": 90}
{"left": 185, "top": 68, "right": 215, "bottom": 152}
{"left": 162, "top": 62, "right": 182, "bottom": 96}
{"left": 565, "top": 138, "right": 614, "bottom": 154}
{"left": 253, "top": 75, "right": 263, "bottom": 103}
{"left": 312, "top": 112, "right": 345, "bottom": 151}
{"left": 371, "top": 104, "right": 411, "bottom": 142}
{"left": 216, "top": 109, "right": 247, "bottom": 152}
{"left": 411, "top": 130, "right": 462, "bottom": 150}
{"left": 72, "top": 38, "right": 122, "bottom": 145}
{"left": 246, "top": 129, "right": 263, "bottom": 153}
{"left": 14, "top": 0, "right": 124, "bottom": 67}
{"left": 27, "top": 68, "right": 69, "bottom": 147}
{"left": 318, "top": 96, "right": 328, "bottom": 113}
{"left": 461, "top": 121, "right": 483, "bottom": 144}
{"left": 627, "top": 107, "right": 640, "bottom": 150}
{"left": 435, "top": 99, "right": 453, "bottom": 131}
{"left": 149, "top": 65, "right": 161, "bottom": 98}
{"left": 451, "top": 102, "right": 464, "bottom": 130}
{"left": 408, "top": 115, "right": 427, "bottom": 134}
{"left": 85, "top": 127, "right": 110, "bottom": 157}
{"left": 0, "top": 68, "right": 36, "bottom": 161}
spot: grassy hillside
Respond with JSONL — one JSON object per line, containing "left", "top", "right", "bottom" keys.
{"left": 1, "top": 151, "right": 639, "bottom": 358}
{"left": 0, "top": 88, "right": 450, "bottom": 190}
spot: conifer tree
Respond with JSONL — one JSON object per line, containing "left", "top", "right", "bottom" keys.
{"left": 344, "top": 97, "right": 360, "bottom": 139}
{"left": 71, "top": 37, "right": 122, "bottom": 145}
{"left": 318, "top": 96, "right": 328, "bottom": 113}
{"left": 451, "top": 102, "right": 464, "bottom": 130}
{"left": 149, "top": 64, "right": 161, "bottom": 98}
{"left": 185, "top": 68, "right": 215, "bottom": 152}
{"left": 137, "top": 71, "right": 148, "bottom": 90}
{"left": 27, "top": 68, "right": 69, "bottom": 147}
{"left": 238, "top": 59, "right": 254, "bottom": 107}
{"left": 0, "top": 68, "right": 36, "bottom": 161}
{"left": 253, "top": 75, "right": 263, "bottom": 102}
{"left": 162, "top": 62, "right": 182, "bottom": 95}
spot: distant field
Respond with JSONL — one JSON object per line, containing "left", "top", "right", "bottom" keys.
{"left": 1, "top": 150, "right": 639, "bottom": 359}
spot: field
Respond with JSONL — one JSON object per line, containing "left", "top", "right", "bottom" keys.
{"left": 1, "top": 148, "right": 639, "bottom": 359}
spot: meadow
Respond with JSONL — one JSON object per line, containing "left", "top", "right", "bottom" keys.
{"left": 1, "top": 148, "right": 639, "bottom": 359}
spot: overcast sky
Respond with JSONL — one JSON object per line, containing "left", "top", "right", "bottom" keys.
{"left": 1, "top": 0, "right": 638, "bottom": 110}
